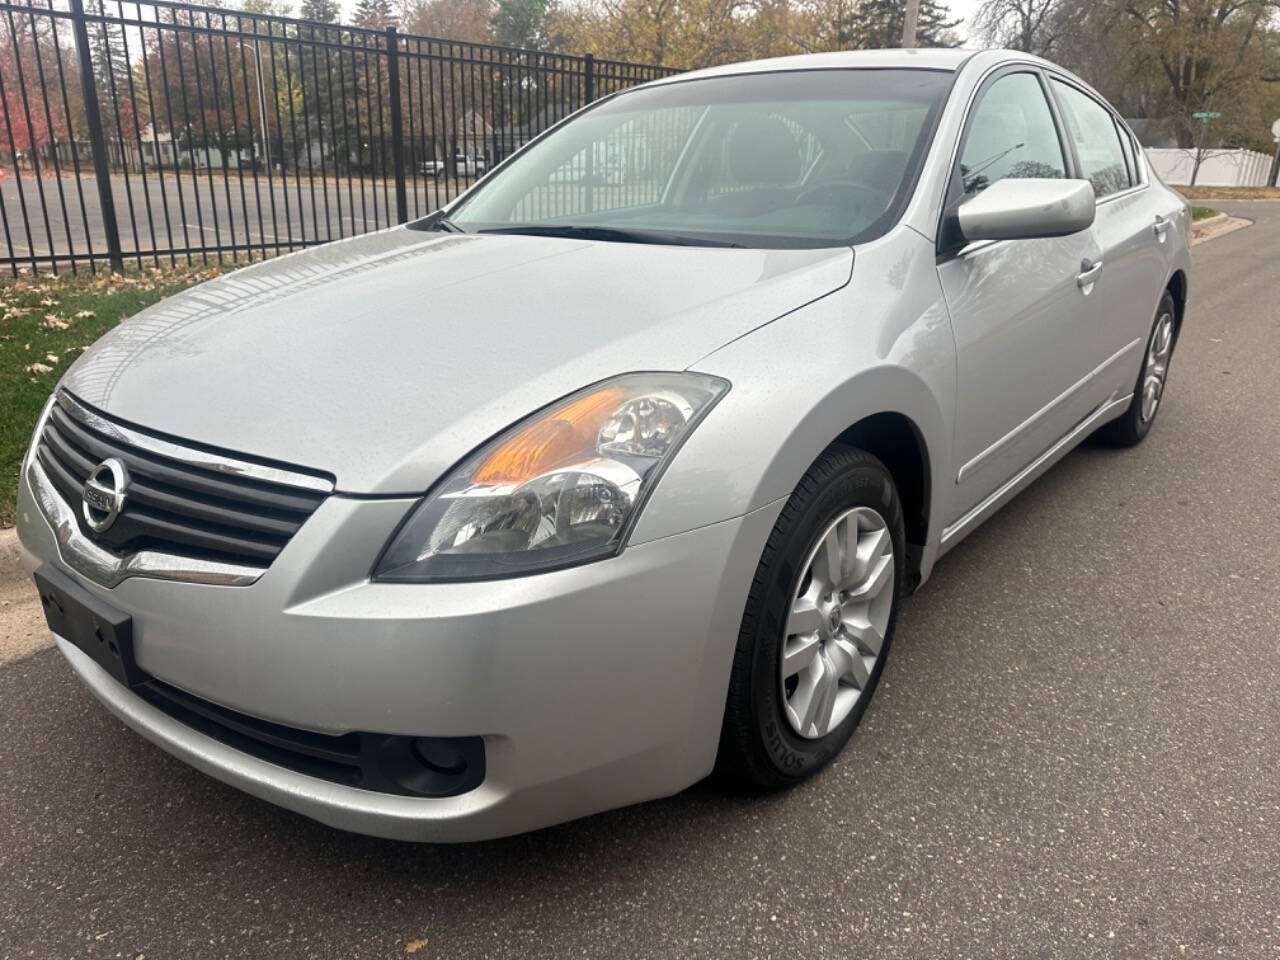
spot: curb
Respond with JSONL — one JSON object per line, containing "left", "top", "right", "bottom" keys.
{"left": 0, "top": 527, "right": 25, "bottom": 587}
{"left": 1177, "top": 197, "right": 1280, "bottom": 203}
{"left": 1192, "top": 215, "right": 1251, "bottom": 246}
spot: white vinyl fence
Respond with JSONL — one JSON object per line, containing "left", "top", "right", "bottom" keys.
{"left": 1144, "top": 148, "right": 1277, "bottom": 187}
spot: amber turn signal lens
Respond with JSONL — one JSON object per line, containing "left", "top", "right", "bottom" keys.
{"left": 471, "top": 388, "right": 623, "bottom": 485}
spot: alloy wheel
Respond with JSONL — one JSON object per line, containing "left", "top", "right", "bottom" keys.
{"left": 1141, "top": 311, "right": 1175, "bottom": 424}
{"left": 780, "top": 506, "right": 895, "bottom": 739}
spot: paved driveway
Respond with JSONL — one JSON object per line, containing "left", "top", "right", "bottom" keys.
{"left": 1, "top": 202, "right": 1278, "bottom": 958}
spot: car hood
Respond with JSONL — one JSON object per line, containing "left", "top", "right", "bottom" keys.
{"left": 61, "top": 227, "right": 852, "bottom": 494}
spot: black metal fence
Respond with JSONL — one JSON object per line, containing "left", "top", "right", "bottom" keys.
{"left": 0, "top": 0, "right": 677, "bottom": 274}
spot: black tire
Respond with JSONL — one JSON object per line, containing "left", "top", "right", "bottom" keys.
{"left": 715, "top": 445, "right": 905, "bottom": 790}
{"left": 1092, "top": 290, "right": 1178, "bottom": 447}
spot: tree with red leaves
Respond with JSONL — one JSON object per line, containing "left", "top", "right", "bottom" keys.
{"left": 0, "top": 15, "right": 80, "bottom": 157}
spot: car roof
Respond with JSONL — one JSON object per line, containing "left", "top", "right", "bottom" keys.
{"left": 640, "top": 48, "right": 1108, "bottom": 108}
{"left": 650, "top": 48, "right": 980, "bottom": 85}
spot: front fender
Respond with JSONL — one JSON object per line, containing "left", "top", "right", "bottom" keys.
{"left": 630, "top": 228, "right": 957, "bottom": 586}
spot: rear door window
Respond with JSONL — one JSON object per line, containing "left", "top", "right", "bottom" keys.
{"left": 1051, "top": 80, "right": 1131, "bottom": 198}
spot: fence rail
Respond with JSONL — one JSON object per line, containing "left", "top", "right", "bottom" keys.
{"left": 0, "top": 0, "right": 677, "bottom": 274}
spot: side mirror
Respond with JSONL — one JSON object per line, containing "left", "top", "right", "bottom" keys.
{"left": 955, "top": 177, "right": 1095, "bottom": 243}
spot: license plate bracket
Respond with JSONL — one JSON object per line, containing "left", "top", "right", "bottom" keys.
{"left": 33, "top": 563, "right": 141, "bottom": 688}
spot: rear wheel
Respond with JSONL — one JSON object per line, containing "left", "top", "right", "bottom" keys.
{"left": 1093, "top": 290, "right": 1177, "bottom": 447}
{"left": 716, "top": 446, "right": 904, "bottom": 789}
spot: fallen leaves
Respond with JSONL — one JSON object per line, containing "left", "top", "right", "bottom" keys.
{"left": 4, "top": 262, "right": 230, "bottom": 410}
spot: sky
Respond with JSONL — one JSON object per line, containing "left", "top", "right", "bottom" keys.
{"left": 949, "top": 0, "right": 982, "bottom": 42}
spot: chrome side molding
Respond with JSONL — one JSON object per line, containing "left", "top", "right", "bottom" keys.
{"left": 941, "top": 391, "right": 1133, "bottom": 549}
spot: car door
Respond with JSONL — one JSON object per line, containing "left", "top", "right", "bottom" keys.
{"left": 1049, "top": 77, "right": 1173, "bottom": 404}
{"left": 936, "top": 68, "right": 1105, "bottom": 526}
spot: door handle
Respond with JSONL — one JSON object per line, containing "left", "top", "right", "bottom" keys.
{"left": 1153, "top": 215, "right": 1171, "bottom": 240}
{"left": 1077, "top": 259, "right": 1103, "bottom": 289}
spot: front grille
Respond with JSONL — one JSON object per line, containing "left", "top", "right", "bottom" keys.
{"left": 135, "top": 677, "right": 486, "bottom": 798}
{"left": 36, "top": 393, "right": 330, "bottom": 570}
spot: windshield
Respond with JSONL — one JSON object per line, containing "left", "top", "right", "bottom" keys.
{"left": 446, "top": 69, "right": 953, "bottom": 248}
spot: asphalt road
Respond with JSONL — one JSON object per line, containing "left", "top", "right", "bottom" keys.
{"left": 0, "top": 173, "right": 465, "bottom": 264}
{"left": 2, "top": 202, "right": 1279, "bottom": 959}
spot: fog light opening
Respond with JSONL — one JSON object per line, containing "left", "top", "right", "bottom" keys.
{"left": 412, "top": 738, "right": 468, "bottom": 775}
{"left": 370, "top": 734, "right": 486, "bottom": 798}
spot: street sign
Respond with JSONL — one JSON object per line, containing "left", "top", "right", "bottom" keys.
{"left": 1192, "top": 111, "right": 1221, "bottom": 119}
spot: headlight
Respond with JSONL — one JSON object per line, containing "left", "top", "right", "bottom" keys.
{"left": 373, "top": 372, "right": 729, "bottom": 582}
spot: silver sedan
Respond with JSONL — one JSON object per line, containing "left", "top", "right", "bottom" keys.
{"left": 16, "top": 48, "right": 1190, "bottom": 841}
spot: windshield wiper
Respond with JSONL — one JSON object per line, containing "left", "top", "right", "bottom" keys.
{"left": 478, "top": 224, "right": 742, "bottom": 248}
{"left": 428, "top": 213, "right": 464, "bottom": 233}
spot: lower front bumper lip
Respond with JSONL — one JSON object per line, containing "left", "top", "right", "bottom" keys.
{"left": 54, "top": 635, "right": 511, "bottom": 842}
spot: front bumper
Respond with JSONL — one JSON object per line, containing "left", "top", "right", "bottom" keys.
{"left": 17, "top": 463, "right": 780, "bottom": 841}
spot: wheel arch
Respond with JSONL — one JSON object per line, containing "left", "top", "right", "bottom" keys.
{"left": 834, "top": 412, "right": 932, "bottom": 590}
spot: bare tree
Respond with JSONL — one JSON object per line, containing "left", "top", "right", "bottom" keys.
{"left": 972, "top": 0, "right": 1066, "bottom": 55}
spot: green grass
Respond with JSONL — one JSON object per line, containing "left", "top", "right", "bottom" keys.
{"left": 1191, "top": 206, "right": 1220, "bottom": 221}
{"left": 1, "top": 264, "right": 223, "bottom": 525}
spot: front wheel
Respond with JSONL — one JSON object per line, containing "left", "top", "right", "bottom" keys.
{"left": 716, "top": 445, "right": 905, "bottom": 789}
{"left": 1093, "top": 290, "right": 1177, "bottom": 447}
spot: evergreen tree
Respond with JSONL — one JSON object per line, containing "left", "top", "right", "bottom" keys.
{"left": 352, "top": 0, "right": 397, "bottom": 29}
{"left": 91, "top": 0, "right": 138, "bottom": 146}
{"left": 817, "top": 0, "right": 959, "bottom": 50}
{"left": 492, "top": 0, "right": 559, "bottom": 49}
{"left": 239, "top": 0, "right": 294, "bottom": 14}
{"left": 298, "top": 0, "right": 340, "bottom": 24}
{"left": 90, "top": 1, "right": 131, "bottom": 97}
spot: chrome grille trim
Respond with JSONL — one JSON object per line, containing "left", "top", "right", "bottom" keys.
{"left": 27, "top": 456, "right": 264, "bottom": 588}
{"left": 57, "top": 391, "right": 334, "bottom": 494}
{"left": 27, "top": 392, "right": 334, "bottom": 587}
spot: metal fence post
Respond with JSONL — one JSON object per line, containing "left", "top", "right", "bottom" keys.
{"left": 386, "top": 26, "right": 408, "bottom": 224}
{"left": 69, "top": 0, "right": 123, "bottom": 272}
{"left": 584, "top": 52, "right": 594, "bottom": 105}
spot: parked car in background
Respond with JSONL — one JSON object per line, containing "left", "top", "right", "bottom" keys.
{"left": 17, "top": 48, "right": 1189, "bottom": 842}
{"left": 547, "top": 139, "right": 635, "bottom": 185}
{"left": 420, "top": 152, "right": 488, "bottom": 179}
